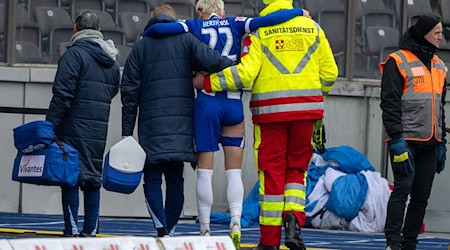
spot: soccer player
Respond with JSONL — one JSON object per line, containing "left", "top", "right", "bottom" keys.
{"left": 142, "top": 1, "right": 309, "bottom": 249}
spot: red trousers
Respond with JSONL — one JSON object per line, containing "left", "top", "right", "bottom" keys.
{"left": 253, "top": 120, "right": 314, "bottom": 247}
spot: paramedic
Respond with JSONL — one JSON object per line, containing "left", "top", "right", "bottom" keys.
{"left": 193, "top": 0, "right": 338, "bottom": 248}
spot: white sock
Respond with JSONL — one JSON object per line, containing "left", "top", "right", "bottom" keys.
{"left": 226, "top": 169, "right": 243, "bottom": 229}
{"left": 197, "top": 168, "right": 213, "bottom": 233}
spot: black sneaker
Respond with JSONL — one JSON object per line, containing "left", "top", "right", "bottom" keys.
{"left": 157, "top": 227, "right": 169, "bottom": 237}
{"left": 284, "top": 213, "right": 306, "bottom": 250}
{"left": 79, "top": 232, "right": 95, "bottom": 237}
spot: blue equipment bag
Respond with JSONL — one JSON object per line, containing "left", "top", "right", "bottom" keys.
{"left": 12, "top": 140, "right": 80, "bottom": 187}
{"left": 13, "top": 121, "right": 55, "bottom": 153}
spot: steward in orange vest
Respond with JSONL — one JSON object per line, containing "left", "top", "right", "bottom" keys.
{"left": 380, "top": 15, "right": 447, "bottom": 250}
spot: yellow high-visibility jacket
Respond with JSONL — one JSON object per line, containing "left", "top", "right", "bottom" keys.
{"left": 204, "top": 0, "right": 338, "bottom": 124}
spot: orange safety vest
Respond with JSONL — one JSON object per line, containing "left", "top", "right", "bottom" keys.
{"left": 380, "top": 49, "right": 447, "bottom": 142}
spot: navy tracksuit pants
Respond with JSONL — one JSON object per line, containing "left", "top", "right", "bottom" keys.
{"left": 143, "top": 161, "right": 184, "bottom": 235}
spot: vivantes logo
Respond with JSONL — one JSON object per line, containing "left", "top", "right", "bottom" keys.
{"left": 18, "top": 155, "right": 45, "bottom": 177}
{"left": 21, "top": 143, "right": 46, "bottom": 153}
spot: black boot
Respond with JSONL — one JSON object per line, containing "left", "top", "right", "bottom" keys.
{"left": 284, "top": 213, "right": 306, "bottom": 250}
{"left": 385, "top": 244, "right": 401, "bottom": 250}
{"left": 157, "top": 227, "right": 169, "bottom": 237}
{"left": 252, "top": 244, "right": 279, "bottom": 250}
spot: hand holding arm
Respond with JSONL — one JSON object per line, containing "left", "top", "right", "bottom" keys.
{"left": 193, "top": 72, "right": 205, "bottom": 90}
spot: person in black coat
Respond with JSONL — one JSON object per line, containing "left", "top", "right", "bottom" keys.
{"left": 120, "top": 3, "right": 234, "bottom": 237}
{"left": 46, "top": 11, "right": 120, "bottom": 237}
{"left": 380, "top": 15, "right": 447, "bottom": 250}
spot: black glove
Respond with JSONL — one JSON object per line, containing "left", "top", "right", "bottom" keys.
{"left": 313, "top": 119, "right": 326, "bottom": 153}
{"left": 437, "top": 141, "right": 447, "bottom": 174}
{"left": 389, "top": 138, "right": 414, "bottom": 177}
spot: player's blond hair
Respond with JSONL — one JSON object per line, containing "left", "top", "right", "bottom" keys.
{"left": 195, "top": 0, "right": 225, "bottom": 15}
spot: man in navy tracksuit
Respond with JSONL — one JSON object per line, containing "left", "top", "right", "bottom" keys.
{"left": 120, "top": 4, "right": 234, "bottom": 237}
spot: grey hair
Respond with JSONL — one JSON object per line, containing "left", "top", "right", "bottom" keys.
{"left": 75, "top": 11, "right": 100, "bottom": 31}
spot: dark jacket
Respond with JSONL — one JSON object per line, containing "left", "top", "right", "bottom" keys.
{"left": 46, "top": 39, "right": 120, "bottom": 188}
{"left": 121, "top": 15, "right": 234, "bottom": 167}
{"left": 380, "top": 26, "right": 447, "bottom": 144}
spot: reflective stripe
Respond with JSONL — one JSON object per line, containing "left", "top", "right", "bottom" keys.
{"left": 401, "top": 92, "right": 432, "bottom": 101}
{"left": 260, "top": 210, "right": 283, "bottom": 218}
{"left": 434, "top": 60, "right": 447, "bottom": 71}
{"left": 395, "top": 51, "right": 416, "bottom": 94}
{"left": 260, "top": 195, "right": 284, "bottom": 202}
{"left": 292, "top": 22, "right": 321, "bottom": 74}
{"left": 285, "top": 196, "right": 305, "bottom": 206}
{"left": 285, "top": 183, "right": 306, "bottom": 192}
{"left": 259, "top": 216, "right": 283, "bottom": 226}
{"left": 321, "top": 79, "right": 334, "bottom": 86}
{"left": 251, "top": 102, "right": 324, "bottom": 115}
{"left": 231, "top": 66, "right": 244, "bottom": 89}
{"left": 217, "top": 71, "right": 228, "bottom": 91}
{"left": 252, "top": 89, "right": 323, "bottom": 101}
{"left": 262, "top": 44, "right": 290, "bottom": 74}
{"left": 179, "top": 22, "right": 189, "bottom": 32}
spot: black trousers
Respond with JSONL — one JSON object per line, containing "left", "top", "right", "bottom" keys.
{"left": 385, "top": 141, "right": 437, "bottom": 250}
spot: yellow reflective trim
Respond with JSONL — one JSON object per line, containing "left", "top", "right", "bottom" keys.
{"left": 261, "top": 201, "right": 284, "bottom": 211}
{"left": 284, "top": 190, "right": 306, "bottom": 200}
{"left": 210, "top": 72, "right": 223, "bottom": 91}
{"left": 259, "top": 216, "right": 283, "bottom": 226}
{"left": 284, "top": 202, "right": 305, "bottom": 212}
{"left": 223, "top": 67, "right": 239, "bottom": 91}
{"left": 393, "top": 152, "right": 409, "bottom": 163}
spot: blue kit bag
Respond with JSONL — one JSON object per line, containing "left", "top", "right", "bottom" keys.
{"left": 13, "top": 120, "right": 56, "bottom": 153}
{"left": 12, "top": 120, "right": 80, "bottom": 187}
{"left": 12, "top": 140, "right": 80, "bottom": 187}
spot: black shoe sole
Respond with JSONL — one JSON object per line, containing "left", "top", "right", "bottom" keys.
{"left": 285, "top": 241, "right": 306, "bottom": 250}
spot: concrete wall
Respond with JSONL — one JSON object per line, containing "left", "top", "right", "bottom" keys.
{"left": 0, "top": 67, "right": 449, "bottom": 232}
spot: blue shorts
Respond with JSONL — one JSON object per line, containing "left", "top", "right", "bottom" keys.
{"left": 194, "top": 91, "right": 245, "bottom": 152}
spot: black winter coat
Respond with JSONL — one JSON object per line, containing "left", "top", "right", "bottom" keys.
{"left": 121, "top": 15, "right": 234, "bottom": 167}
{"left": 46, "top": 40, "right": 120, "bottom": 188}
